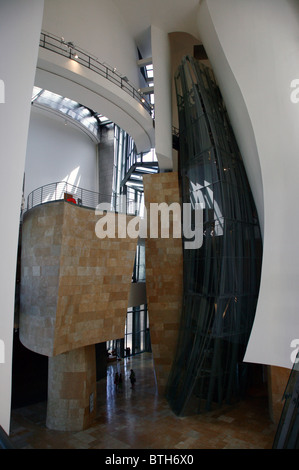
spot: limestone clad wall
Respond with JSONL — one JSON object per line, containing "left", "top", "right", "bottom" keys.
{"left": 20, "top": 202, "right": 64, "bottom": 356}
{"left": 143, "top": 172, "right": 183, "bottom": 392}
{"left": 20, "top": 201, "right": 137, "bottom": 356}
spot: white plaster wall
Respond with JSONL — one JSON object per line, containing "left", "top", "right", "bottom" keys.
{"left": 24, "top": 108, "right": 98, "bottom": 204}
{"left": 0, "top": 0, "right": 44, "bottom": 434}
{"left": 35, "top": 53, "right": 154, "bottom": 154}
{"left": 42, "top": 0, "right": 140, "bottom": 88}
{"left": 198, "top": 0, "right": 299, "bottom": 369}
{"left": 38, "top": 0, "right": 155, "bottom": 155}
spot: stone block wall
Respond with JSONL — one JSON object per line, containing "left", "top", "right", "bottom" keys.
{"left": 54, "top": 202, "right": 137, "bottom": 355}
{"left": 20, "top": 201, "right": 137, "bottom": 356}
{"left": 143, "top": 172, "right": 183, "bottom": 393}
{"left": 20, "top": 202, "right": 64, "bottom": 355}
{"left": 20, "top": 200, "right": 138, "bottom": 431}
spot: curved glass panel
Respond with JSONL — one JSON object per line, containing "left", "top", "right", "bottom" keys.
{"left": 273, "top": 350, "right": 299, "bottom": 449}
{"left": 166, "top": 57, "right": 262, "bottom": 415}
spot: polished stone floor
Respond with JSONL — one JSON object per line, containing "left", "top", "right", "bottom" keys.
{"left": 9, "top": 352, "right": 277, "bottom": 449}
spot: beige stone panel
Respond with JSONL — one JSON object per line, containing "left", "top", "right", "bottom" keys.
{"left": 143, "top": 172, "right": 183, "bottom": 394}
{"left": 19, "top": 202, "right": 63, "bottom": 356}
{"left": 20, "top": 201, "right": 137, "bottom": 357}
{"left": 53, "top": 202, "right": 137, "bottom": 355}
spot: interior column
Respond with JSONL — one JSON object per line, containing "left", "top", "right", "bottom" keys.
{"left": 46, "top": 345, "right": 97, "bottom": 431}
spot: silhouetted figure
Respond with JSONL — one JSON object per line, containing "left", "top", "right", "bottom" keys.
{"left": 130, "top": 369, "right": 136, "bottom": 389}
{"left": 114, "top": 372, "right": 119, "bottom": 391}
{"left": 119, "top": 373, "right": 123, "bottom": 392}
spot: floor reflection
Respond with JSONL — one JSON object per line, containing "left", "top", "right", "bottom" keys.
{"left": 10, "top": 352, "right": 276, "bottom": 449}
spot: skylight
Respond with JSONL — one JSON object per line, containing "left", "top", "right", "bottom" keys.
{"left": 31, "top": 87, "right": 110, "bottom": 141}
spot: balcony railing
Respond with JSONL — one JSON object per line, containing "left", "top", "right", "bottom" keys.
{"left": 26, "top": 182, "right": 141, "bottom": 216}
{"left": 39, "top": 31, "right": 153, "bottom": 116}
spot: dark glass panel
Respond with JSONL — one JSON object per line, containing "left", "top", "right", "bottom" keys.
{"left": 166, "top": 56, "right": 262, "bottom": 415}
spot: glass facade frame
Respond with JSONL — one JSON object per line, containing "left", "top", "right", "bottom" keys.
{"left": 166, "top": 56, "right": 262, "bottom": 416}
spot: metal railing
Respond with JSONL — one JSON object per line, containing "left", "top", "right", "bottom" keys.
{"left": 26, "top": 182, "right": 141, "bottom": 215}
{"left": 39, "top": 31, "right": 153, "bottom": 116}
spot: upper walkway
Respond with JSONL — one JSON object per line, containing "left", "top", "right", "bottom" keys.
{"left": 36, "top": 31, "right": 155, "bottom": 154}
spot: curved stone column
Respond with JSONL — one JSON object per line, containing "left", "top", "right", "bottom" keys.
{"left": 143, "top": 172, "right": 183, "bottom": 393}
{"left": 20, "top": 200, "right": 138, "bottom": 430}
{"left": 46, "top": 345, "right": 96, "bottom": 431}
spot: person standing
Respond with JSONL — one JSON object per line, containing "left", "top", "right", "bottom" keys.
{"left": 118, "top": 372, "right": 123, "bottom": 392}
{"left": 114, "top": 372, "right": 119, "bottom": 391}
{"left": 130, "top": 369, "right": 136, "bottom": 389}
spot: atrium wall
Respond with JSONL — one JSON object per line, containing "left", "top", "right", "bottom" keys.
{"left": 37, "top": 1, "right": 154, "bottom": 154}
{"left": 42, "top": 0, "right": 141, "bottom": 89}
{"left": 24, "top": 108, "right": 98, "bottom": 204}
{"left": 2, "top": 0, "right": 298, "bottom": 437}
{"left": 0, "top": 0, "right": 44, "bottom": 435}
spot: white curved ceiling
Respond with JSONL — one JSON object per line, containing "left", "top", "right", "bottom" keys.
{"left": 112, "top": 0, "right": 202, "bottom": 56}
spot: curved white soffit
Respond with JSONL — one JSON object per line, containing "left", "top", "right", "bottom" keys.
{"left": 35, "top": 48, "right": 155, "bottom": 153}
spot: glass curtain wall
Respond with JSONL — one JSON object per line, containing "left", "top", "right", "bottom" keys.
{"left": 125, "top": 305, "right": 151, "bottom": 357}
{"left": 106, "top": 305, "right": 151, "bottom": 358}
{"left": 112, "top": 125, "right": 158, "bottom": 216}
{"left": 107, "top": 126, "right": 151, "bottom": 359}
{"left": 112, "top": 125, "right": 144, "bottom": 214}
{"left": 273, "top": 353, "right": 299, "bottom": 449}
{"left": 112, "top": 125, "right": 135, "bottom": 196}
{"left": 132, "top": 239, "right": 146, "bottom": 283}
{"left": 166, "top": 56, "right": 262, "bottom": 416}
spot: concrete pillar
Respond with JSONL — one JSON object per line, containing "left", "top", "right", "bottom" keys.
{"left": 151, "top": 25, "right": 173, "bottom": 171}
{"left": 98, "top": 123, "right": 115, "bottom": 197}
{"left": 143, "top": 172, "right": 183, "bottom": 392}
{"left": 46, "top": 345, "right": 97, "bottom": 431}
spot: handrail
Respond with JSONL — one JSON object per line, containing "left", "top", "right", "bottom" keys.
{"left": 39, "top": 31, "right": 153, "bottom": 116}
{"left": 25, "top": 181, "right": 141, "bottom": 216}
